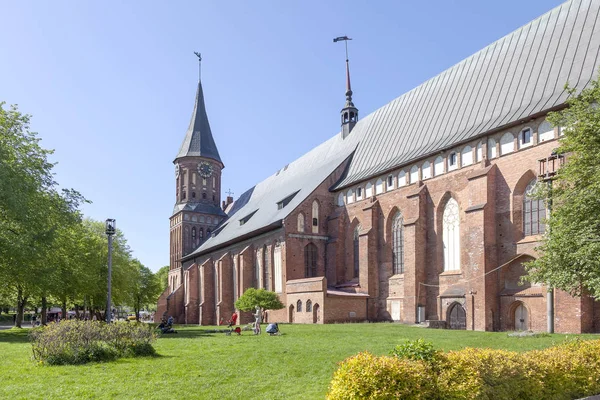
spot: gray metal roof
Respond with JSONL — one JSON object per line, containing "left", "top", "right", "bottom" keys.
{"left": 185, "top": 128, "right": 364, "bottom": 258}
{"left": 172, "top": 201, "right": 227, "bottom": 217}
{"left": 184, "top": 0, "right": 600, "bottom": 258}
{"left": 334, "top": 0, "right": 600, "bottom": 189}
{"left": 176, "top": 81, "right": 223, "bottom": 164}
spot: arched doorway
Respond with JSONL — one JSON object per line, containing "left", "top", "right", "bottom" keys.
{"left": 447, "top": 302, "right": 466, "bottom": 330}
{"left": 313, "top": 304, "right": 320, "bottom": 324}
{"left": 514, "top": 302, "right": 529, "bottom": 331}
{"left": 289, "top": 304, "right": 295, "bottom": 323}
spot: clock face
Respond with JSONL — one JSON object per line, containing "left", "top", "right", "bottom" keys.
{"left": 198, "top": 162, "right": 213, "bottom": 178}
{"left": 175, "top": 164, "right": 180, "bottom": 177}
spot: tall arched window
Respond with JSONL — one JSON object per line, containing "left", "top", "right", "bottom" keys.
{"left": 304, "top": 243, "right": 317, "bottom": 278}
{"left": 461, "top": 146, "right": 473, "bottom": 166}
{"left": 199, "top": 228, "right": 204, "bottom": 239}
{"left": 263, "top": 245, "right": 270, "bottom": 290}
{"left": 488, "top": 138, "right": 497, "bottom": 159}
{"left": 434, "top": 156, "right": 444, "bottom": 176}
{"left": 422, "top": 161, "right": 432, "bottom": 180}
{"left": 353, "top": 226, "right": 360, "bottom": 278}
{"left": 392, "top": 212, "right": 404, "bottom": 274}
{"left": 337, "top": 193, "right": 344, "bottom": 206}
{"left": 297, "top": 213, "right": 305, "bottom": 232}
{"left": 254, "top": 251, "right": 260, "bottom": 288}
{"left": 443, "top": 198, "right": 460, "bottom": 271}
{"left": 297, "top": 300, "right": 303, "bottom": 312}
{"left": 192, "top": 227, "right": 197, "bottom": 245}
{"left": 524, "top": 180, "right": 546, "bottom": 236}
{"left": 312, "top": 200, "right": 319, "bottom": 233}
{"left": 274, "top": 242, "right": 283, "bottom": 293}
{"left": 306, "top": 300, "right": 312, "bottom": 312}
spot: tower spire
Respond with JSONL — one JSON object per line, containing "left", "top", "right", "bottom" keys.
{"left": 334, "top": 36, "right": 358, "bottom": 138}
{"left": 194, "top": 51, "right": 202, "bottom": 81}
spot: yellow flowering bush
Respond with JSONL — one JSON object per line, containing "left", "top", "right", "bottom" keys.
{"left": 327, "top": 339, "right": 600, "bottom": 400}
{"left": 327, "top": 351, "right": 435, "bottom": 400}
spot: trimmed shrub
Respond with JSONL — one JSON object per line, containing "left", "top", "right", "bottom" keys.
{"left": 389, "top": 338, "right": 440, "bottom": 363}
{"left": 328, "top": 339, "right": 600, "bottom": 400}
{"left": 436, "top": 348, "right": 542, "bottom": 400}
{"left": 327, "top": 351, "right": 435, "bottom": 400}
{"left": 30, "top": 320, "right": 157, "bottom": 365}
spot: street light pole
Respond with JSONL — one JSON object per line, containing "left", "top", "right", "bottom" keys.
{"left": 105, "top": 219, "right": 116, "bottom": 323}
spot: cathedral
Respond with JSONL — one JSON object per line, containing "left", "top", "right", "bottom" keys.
{"left": 157, "top": 0, "right": 600, "bottom": 333}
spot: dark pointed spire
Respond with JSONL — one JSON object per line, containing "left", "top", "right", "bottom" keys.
{"left": 334, "top": 36, "right": 358, "bottom": 138}
{"left": 175, "top": 66, "right": 223, "bottom": 165}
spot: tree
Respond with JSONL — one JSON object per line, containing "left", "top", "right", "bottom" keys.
{"left": 155, "top": 266, "right": 169, "bottom": 293}
{"left": 235, "top": 288, "right": 284, "bottom": 313}
{"left": 526, "top": 76, "right": 600, "bottom": 298}
{"left": 131, "top": 261, "right": 161, "bottom": 320}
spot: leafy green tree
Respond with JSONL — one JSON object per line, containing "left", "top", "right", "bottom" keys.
{"left": 131, "top": 261, "right": 161, "bottom": 320}
{"left": 526, "top": 76, "right": 600, "bottom": 298}
{"left": 235, "top": 288, "right": 284, "bottom": 313}
{"left": 155, "top": 266, "right": 169, "bottom": 293}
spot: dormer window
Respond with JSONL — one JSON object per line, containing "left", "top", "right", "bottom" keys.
{"left": 239, "top": 210, "right": 258, "bottom": 226}
{"left": 276, "top": 191, "right": 300, "bottom": 210}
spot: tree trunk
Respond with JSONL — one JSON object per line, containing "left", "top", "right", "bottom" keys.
{"left": 41, "top": 296, "right": 47, "bottom": 325}
{"left": 15, "top": 287, "right": 27, "bottom": 329}
{"left": 61, "top": 297, "right": 67, "bottom": 321}
{"left": 135, "top": 296, "right": 140, "bottom": 321}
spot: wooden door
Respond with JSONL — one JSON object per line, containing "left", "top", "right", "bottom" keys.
{"left": 448, "top": 303, "right": 466, "bottom": 330}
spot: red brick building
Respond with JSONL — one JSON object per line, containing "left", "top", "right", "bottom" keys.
{"left": 158, "top": 0, "right": 600, "bottom": 333}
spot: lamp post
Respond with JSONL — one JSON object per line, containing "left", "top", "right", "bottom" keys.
{"left": 105, "top": 219, "right": 116, "bottom": 323}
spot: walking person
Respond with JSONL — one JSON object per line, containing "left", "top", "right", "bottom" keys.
{"left": 253, "top": 306, "right": 262, "bottom": 335}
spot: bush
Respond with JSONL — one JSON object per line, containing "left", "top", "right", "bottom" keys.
{"left": 327, "top": 352, "right": 435, "bottom": 400}
{"left": 328, "top": 339, "right": 600, "bottom": 400}
{"left": 389, "top": 339, "right": 440, "bottom": 363}
{"left": 30, "top": 320, "right": 157, "bottom": 365}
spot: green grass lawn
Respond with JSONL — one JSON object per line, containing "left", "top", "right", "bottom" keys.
{"left": 0, "top": 323, "right": 598, "bottom": 400}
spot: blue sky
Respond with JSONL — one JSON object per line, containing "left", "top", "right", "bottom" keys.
{"left": 0, "top": 1, "right": 564, "bottom": 272}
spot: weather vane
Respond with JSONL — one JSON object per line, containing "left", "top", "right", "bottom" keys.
{"left": 333, "top": 36, "right": 352, "bottom": 61}
{"left": 226, "top": 188, "right": 234, "bottom": 197}
{"left": 194, "top": 51, "right": 202, "bottom": 80}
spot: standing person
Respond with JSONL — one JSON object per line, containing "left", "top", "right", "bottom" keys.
{"left": 228, "top": 311, "right": 238, "bottom": 328}
{"left": 253, "top": 306, "right": 262, "bottom": 335}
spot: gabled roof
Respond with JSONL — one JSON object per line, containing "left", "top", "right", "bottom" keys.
{"left": 334, "top": 0, "right": 600, "bottom": 189}
{"left": 176, "top": 81, "right": 223, "bottom": 164}
{"left": 184, "top": 125, "right": 365, "bottom": 258}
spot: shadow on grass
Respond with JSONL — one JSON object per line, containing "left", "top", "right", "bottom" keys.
{"left": 0, "top": 328, "right": 30, "bottom": 344}
{"left": 156, "top": 327, "right": 227, "bottom": 339}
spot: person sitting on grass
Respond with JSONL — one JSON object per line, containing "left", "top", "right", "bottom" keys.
{"left": 266, "top": 323, "right": 279, "bottom": 336}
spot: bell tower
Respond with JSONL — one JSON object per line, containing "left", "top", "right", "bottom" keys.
{"left": 170, "top": 54, "right": 227, "bottom": 278}
{"left": 334, "top": 36, "right": 358, "bottom": 139}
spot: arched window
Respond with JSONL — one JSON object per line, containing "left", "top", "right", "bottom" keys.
{"left": 519, "top": 128, "right": 532, "bottom": 148}
{"left": 392, "top": 212, "right": 404, "bottom": 274}
{"left": 199, "top": 228, "right": 204, "bottom": 238}
{"left": 365, "top": 182, "right": 373, "bottom": 197}
{"left": 182, "top": 191, "right": 187, "bottom": 200}
{"left": 524, "top": 180, "right": 546, "bottom": 236}
{"left": 297, "top": 300, "right": 303, "bottom": 312}
{"left": 192, "top": 192, "right": 196, "bottom": 199}
{"left": 500, "top": 132, "right": 515, "bottom": 155}
{"left": 461, "top": 146, "right": 473, "bottom": 166}
{"left": 410, "top": 165, "right": 419, "bottom": 183}
{"left": 200, "top": 216, "right": 205, "bottom": 223}
{"left": 263, "top": 245, "right": 270, "bottom": 290}
{"left": 304, "top": 243, "right": 317, "bottom": 278}
{"left": 346, "top": 189, "right": 354, "bottom": 204}
{"left": 353, "top": 226, "right": 360, "bottom": 278}
{"left": 539, "top": 120, "right": 554, "bottom": 142}
{"left": 254, "top": 251, "right": 260, "bottom": 288}
{"left": 274, "top": 242, "right": 283, "bottom": 293}
{"left": 312, "top": 200, "right": 319, "bottom": 233}
{"left": 448, "top": 152, "right": 458, "bottom": 171}
{"left": 192, "top": 227, "right": 197, "bottom": 242}
{"left": 422, "top": 161, "right": 432, "bottom": 180}
{"left": 488, "top": 138, "right": 497, "bottom": 159}
{"left": 476, "top": 141, "right": 483, "bottom": 162}
{"left": 306, "top": 300, "right": 312, "bottom": 312}
{"left": 356, "top": 187, "right": 363, "bottom": 200}
{"left": 375, "top": 178, "right": 384, "bottom": 194}
{"left": 443, "top": 198, "right": 460, "bottom": 271}
{"left": 398, "top": 171, "right": 407, "bottom": 187}
{"left": 387, "top": 175, "right": 394, "bottom": 190}
{"left": 206, "top": 229, "right": 211, "bottom": 237}
{"left": 297, "top": 213, "right": 305, "bottom": 232}
{"left": 434, "top": 156, "right": 444, "bottom": 176}
{"left": 337, "top": 193, "right": 345, "bottom": 206}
